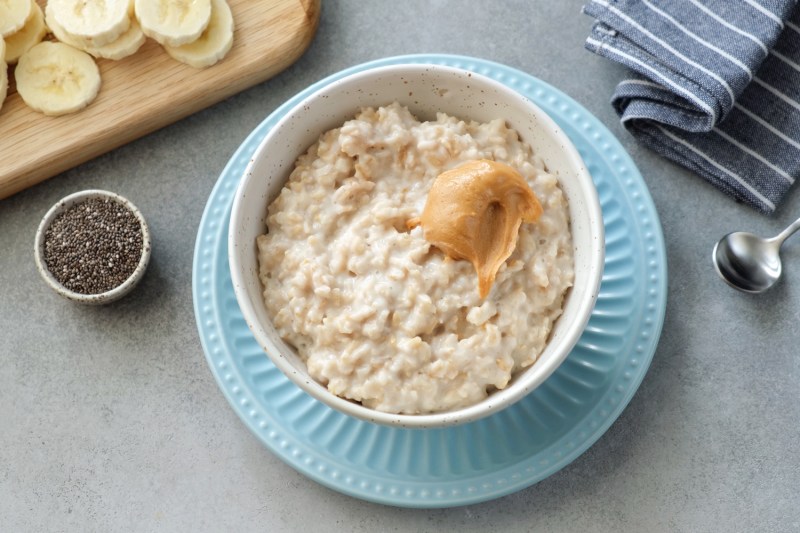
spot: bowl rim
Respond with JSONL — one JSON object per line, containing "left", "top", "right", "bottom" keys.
{"left": 228, "top": 63, "right": 604, "bottom": 428}
{"left": 34, "top": 189, "right": 152, "bottom": 305}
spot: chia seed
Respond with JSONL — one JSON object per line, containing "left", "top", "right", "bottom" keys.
{"left": 43, "top": 197, "right": 144, "bottom": 295}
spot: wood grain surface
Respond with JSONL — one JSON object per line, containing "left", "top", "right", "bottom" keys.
{"left": 0, "top": 0, "right": 320, "bottom": 200}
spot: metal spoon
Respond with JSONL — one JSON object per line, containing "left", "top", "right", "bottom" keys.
{"left": 713, "top": 217, "right": 800, "bottom": 293}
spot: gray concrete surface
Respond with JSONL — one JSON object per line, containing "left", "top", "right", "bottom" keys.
{"left": 2, "top": 1, "right": 799, "bottom": 531}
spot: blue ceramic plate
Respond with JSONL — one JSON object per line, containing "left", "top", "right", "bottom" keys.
{"left": 192, "top": 54, "right": 667, "bottom": 508}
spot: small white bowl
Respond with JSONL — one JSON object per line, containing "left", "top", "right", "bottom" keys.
{"left": 229, "top": 64, "right": 604, "bottom": 427}
{"left": 34, "top": 189, "right": 151, "bottom": 305}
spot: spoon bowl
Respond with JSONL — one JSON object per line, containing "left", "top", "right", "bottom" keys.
{"left": 712, "top": 216, "right": 800, "bottom": 293}
{"left": 713, "top": 232, "right": 782, "bottom": 293}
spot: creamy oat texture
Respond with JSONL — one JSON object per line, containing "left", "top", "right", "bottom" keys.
{"left": 257, "top": 103, "right": 574, "bottom": 414}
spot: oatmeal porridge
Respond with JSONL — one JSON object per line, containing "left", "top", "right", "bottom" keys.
{"left": 257, "top": 102, "right": 574, "bottom": 414}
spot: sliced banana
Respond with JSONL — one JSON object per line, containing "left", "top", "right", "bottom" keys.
{"left": 0, "top": 0, "right": 31, "bottom": 38}
{"left": 15, "top": 41, "right": 101, "bottom": 116}
{"left": 48, "top": 0, "right": 130, "bottom": 47}
{"left": 47, "top": 4, "right": 145, "bottom": 61}
{"left": 84, "top": 18, "right": 145, "bottom": 60}
{"left": 4, "top": 0, "right": 46, "bottom": 64}
{"left": 164, "top": 0, "right": 232, "bottom": 68}
{"left": 135, "top": 0, "right": 212, "bottom": 47}
{"left": 44, "top": 2, "right": 85, "bottom": 49}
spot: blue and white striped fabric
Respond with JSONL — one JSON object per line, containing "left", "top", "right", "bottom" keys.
{"left": 583, "top": 0, "right": 800, "bottom": 213}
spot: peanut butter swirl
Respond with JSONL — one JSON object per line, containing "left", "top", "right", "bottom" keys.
{"left": 408, "top": 159, "right": 543, "bottom": 299}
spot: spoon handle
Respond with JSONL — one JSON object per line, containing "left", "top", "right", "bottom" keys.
{"left": 771, "top": 216, "right": 800, "bottom": 246}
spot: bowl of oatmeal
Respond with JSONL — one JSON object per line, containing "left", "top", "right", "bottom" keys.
{"left": 229, "top": 64, "right": 604, "bottom": 427}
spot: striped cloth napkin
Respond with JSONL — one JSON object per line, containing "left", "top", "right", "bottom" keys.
{"left": 583, "top": 0, "right": 800, "bottom": 214}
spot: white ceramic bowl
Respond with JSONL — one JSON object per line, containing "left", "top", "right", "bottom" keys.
{"left": 35, "top": 189, "right": 151, "bottom": 305}
{"left": 229, "top": 64, "right": 604, "bottom": 428}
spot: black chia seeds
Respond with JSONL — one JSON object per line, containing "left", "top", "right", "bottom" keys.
{"left": 43, "top": 197, "right": 144, "bottom": 295}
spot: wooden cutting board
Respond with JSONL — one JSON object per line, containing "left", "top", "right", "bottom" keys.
{"left": 0, "top": 0, "right": 320, "bottom": 200}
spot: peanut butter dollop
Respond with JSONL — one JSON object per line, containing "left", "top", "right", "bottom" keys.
{"left": 408, "top": 159, "right": 543, "bottom": 298}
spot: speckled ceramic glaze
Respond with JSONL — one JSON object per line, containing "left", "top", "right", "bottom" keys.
{"left": 34, "top": 189, "right": 151, "bottom": 305}
{"left": 228, "top": 63, "right": 605, "bottom": 428}
{"left": 193, "top": 54, "right": 667, "bottom": 507}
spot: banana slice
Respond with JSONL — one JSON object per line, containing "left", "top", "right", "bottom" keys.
{"left": 84, "top": 18, "right": 145, "bottom": 60}
{"left": 48, "top": 0, "right": 130, "bottom": 47}
{"left": 0, "top": 0, "right": 31, "bottom": 38}
{"left": 164, "top": 0, "right": 232, "bottom": 68}
{"left": 135, "top": 0, "right": 212, "bottom": 47}
{"left": 15, "top": 41, "right": 101, "bottom": 116}
{"left": 44, "top": 3, "right": 85, "bottom": 49}
{"left": 4, "top": 0, "right": 45, "bottom": 64}
{"left": 47, "top": 4, "right": 145, "bottom": 61}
